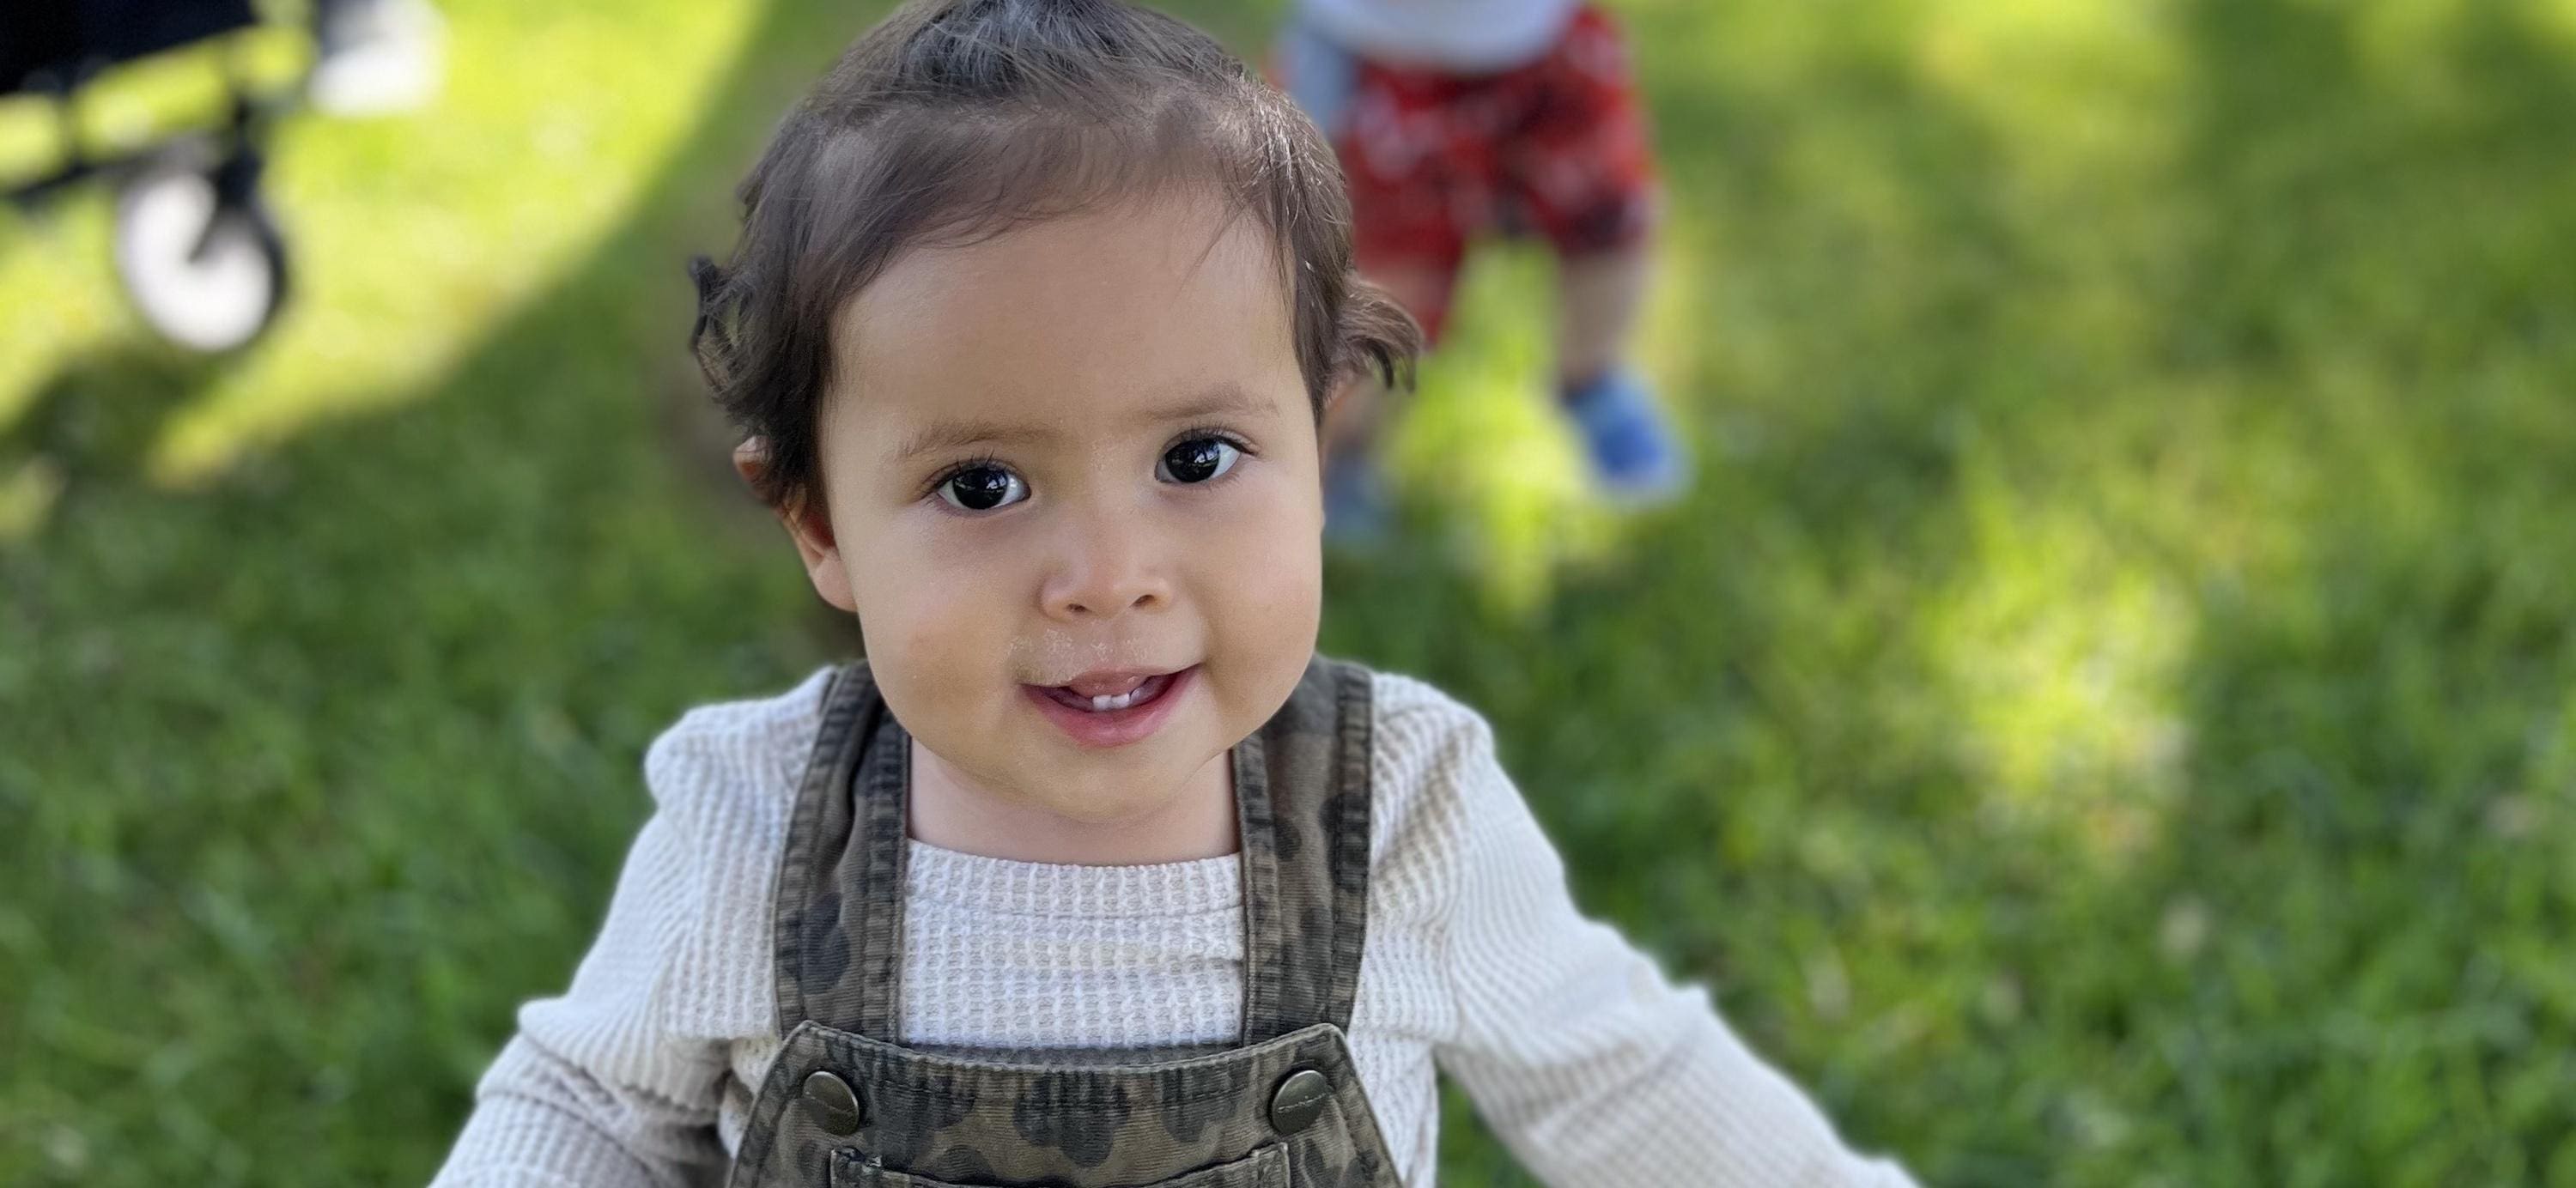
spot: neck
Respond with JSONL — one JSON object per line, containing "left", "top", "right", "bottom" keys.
{"left": 905, "top": 740, "right": 1239, "bottom": 865}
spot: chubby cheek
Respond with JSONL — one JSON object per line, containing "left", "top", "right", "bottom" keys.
{"left": 844, "top": 521, "right": 1017, "bottom": 739}
{"left": 1200, "top": 474, "right": 1324, "bottom": 727}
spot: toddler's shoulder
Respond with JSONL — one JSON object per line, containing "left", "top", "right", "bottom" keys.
{"left": 641, "top": 665, "right": 841, "bottom": 826}
{"left": 1363, "top": 667, "right": 1497, "bottom": 773}
{"left": 1356, "top": 666, "right": 1510, "bottom": 873}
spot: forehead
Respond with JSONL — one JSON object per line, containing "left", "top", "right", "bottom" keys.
{"left": 828, "top": 194, "right": 1300, "bottom": 446}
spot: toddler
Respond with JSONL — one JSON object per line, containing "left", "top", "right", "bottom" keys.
{"left": 431, "top": 2, "right": 1911, "bottom": 1185}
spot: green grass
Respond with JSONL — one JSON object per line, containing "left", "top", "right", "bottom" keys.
{"left": 5, "top": 0, "right": 2575, "bottom": 1184}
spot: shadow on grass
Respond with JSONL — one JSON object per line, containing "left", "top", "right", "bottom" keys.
{"left": 2, "top": 1, "right": 857, "bottom": 1182}
{"left": 0, "top": 345, "right": 222, "bottom": 539}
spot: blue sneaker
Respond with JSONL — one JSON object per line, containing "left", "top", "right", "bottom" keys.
{"left": 1322, "top": 449, "right": 1391, "bottom": 547}
{"left": 1562, "top": 367, "right": 1687, "bottom": 503}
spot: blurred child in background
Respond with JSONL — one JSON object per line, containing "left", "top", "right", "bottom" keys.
{"left": 1277, "top": 0, "right": 1686, "bottom": 537}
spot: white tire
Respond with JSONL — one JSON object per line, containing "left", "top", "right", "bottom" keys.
{"left": 112, "top": 155, "right": 289, "bottom": 354}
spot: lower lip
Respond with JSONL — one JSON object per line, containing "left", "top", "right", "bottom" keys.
{"left": 1021, "top": 666, "right": 1198, "bottom": 749}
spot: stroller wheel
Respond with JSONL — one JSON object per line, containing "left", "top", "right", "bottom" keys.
{"left": 112, "top": 155, "right": 291, "bottom": 354}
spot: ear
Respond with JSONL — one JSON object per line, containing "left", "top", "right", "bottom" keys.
{"left": 736, "top": 439, "right": 858, "bottom": 613}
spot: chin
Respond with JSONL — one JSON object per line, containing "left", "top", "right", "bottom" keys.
{"left": 1067, "top": 746, "right": 1210, "bottom": 803}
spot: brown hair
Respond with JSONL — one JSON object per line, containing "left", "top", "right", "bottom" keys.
{"left": 689, "top": 0, "right": 1420, "bottom": 512}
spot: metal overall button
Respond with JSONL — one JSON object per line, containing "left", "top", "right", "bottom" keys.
{"left": 802, "top": 1070, "right": 866, "bottom": 1135}
{"left": 1268, "top": 1068, "right": 1331, "bottom": 1136}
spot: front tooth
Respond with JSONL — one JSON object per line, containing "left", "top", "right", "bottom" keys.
{"left": 1091, "top": 694, "right": 1114, "bottom": 712}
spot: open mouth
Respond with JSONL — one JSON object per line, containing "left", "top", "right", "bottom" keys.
{"left": 1020, "top": 665, "right": 1199, "bottom": 748}
{"left": 1034, "top": 670, "right": 1182, "bottom": 714}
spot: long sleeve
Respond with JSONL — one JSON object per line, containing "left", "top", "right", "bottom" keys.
{"left": 428, "top": 803, "right": 729, "bottom": 1188}
{"left": 428, "top": 687, "right": 818, "bottom": 1188}
{"left": 1414, "top": 705, "right": 1916, "bottom": 1187}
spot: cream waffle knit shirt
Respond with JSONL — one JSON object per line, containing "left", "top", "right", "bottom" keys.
{"left": 429, "top": 668, "right": 1916, "bottom": 1188}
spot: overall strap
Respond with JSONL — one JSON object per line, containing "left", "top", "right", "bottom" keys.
{"left": 1236, "top": 656, "right": 1376, "bottom": 1042}
{"left": 770, "top": 662, "right": 911, "bottom": 1040}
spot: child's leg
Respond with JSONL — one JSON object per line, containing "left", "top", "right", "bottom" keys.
{"left": 1556, "top": 234, "right": 1652, "bottom": 394}
{"left": 1556, "top": 239, "right": 1684, "bottom": 503}
{"left": 1503, "top": 5, "right": 1686, "bottom": 500}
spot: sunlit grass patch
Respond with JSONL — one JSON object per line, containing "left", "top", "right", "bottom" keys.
{"left": 0, "top": 1, "right": 759, "bottom": 500}
{"left": 1922, "top": 459, "right": 2195, "bottom": 864}
{"left": 1382, "top": 245, "right": 1622, "bottom": 611}
{"left": 0, "top": 97, "right": 64, "bottom": 185}
{"left": 0, "top": 201, "right": 122, "bottom": 429}
{"left": 143, "top": 2, "right": 756, "bottom": 485}
{"left": 1915, "top": 0, "right": 2182, "bottom": 169}
{"left": 0, "top": 455, "right": 64, "bottom": 542}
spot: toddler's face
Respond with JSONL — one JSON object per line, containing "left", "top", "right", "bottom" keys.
{"left": 795, "top": 193, "right": 1323, "bottom": 824}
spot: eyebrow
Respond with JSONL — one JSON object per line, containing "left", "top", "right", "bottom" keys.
{"left": 1145, "top": 382, "right": 1277, "bottom": 427}
{"left": 889, "top": 383, "right": 1281, "bottom": 462}
{"left": 890, "top": 418, "right": 1048, "bottom": 463}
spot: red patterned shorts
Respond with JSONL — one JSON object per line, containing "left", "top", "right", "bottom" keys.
{"left": 1291, "top": 5, "right": 1659, "bottom": 341}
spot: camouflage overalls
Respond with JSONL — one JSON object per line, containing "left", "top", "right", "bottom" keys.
{"left": 726, "top": 658, "right": 1404, "bottom": 1188}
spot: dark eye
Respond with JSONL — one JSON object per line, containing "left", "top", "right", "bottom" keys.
{"left": 937, "top": 464, "right": 1029, "bottom": 512}
{"left": 1157, "top": 437, "right": 1242, "bottom": 485}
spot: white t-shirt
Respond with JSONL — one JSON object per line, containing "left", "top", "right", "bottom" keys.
{"left": 1299, "top": 0, "right": 1585, "bottom": 72}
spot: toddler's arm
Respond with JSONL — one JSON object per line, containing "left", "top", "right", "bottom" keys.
{"left": 428, "top": 716, "right": 769, "bottom": 1186}
{"left": 1420, "top": 712, "right": 1917, "bottom": 1187}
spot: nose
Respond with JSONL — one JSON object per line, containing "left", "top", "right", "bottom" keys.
{"left": 1040, "top": 506, "right": 1174, "bottom": 621}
